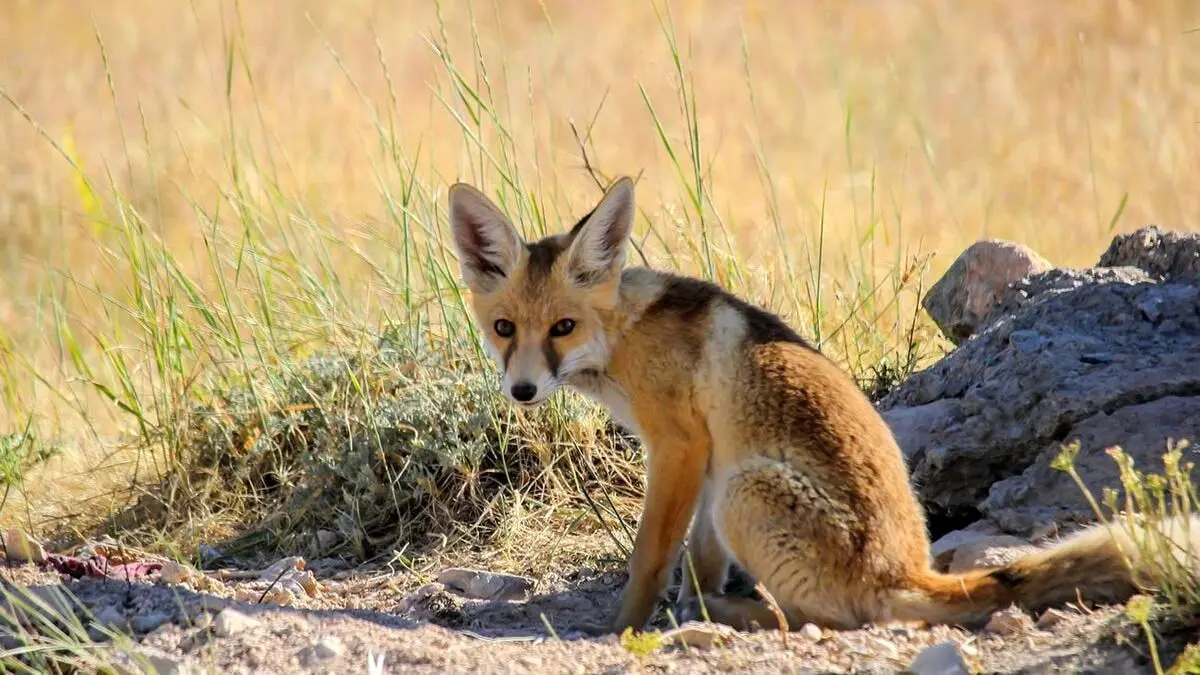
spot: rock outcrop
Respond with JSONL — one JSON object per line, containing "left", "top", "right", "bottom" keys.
{"left": 881, "top": 226, "right": 1200, "bottom": 537}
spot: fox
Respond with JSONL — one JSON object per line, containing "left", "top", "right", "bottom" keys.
{"left": 446, "top": 175, "right": 1200, "bottom": 635}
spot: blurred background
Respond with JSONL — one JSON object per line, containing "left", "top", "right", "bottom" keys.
{"left": 1, "top": 1, "right": 1198, "bottom": 528}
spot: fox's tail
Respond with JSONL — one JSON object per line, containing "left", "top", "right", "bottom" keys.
{"left": 890, "top": 514, "right": 1200, "bottom": 627}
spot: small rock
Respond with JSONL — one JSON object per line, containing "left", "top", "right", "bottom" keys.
{"left": 258, "top": 556, "right": 305, "bottom": 582}
{"left": 908, "top": 641, "right": 970, "bottom": 675}
{"left": 132, "top": 611, "right": 173, "bottom": 634}
{"left": 660, "top": 621, "right": 737, "bottom": 649}
{"left": 299, "top": 636, "right": 346, "bottom": 666}
{"left": 160, "top": 561, "right": 195, "bottom": 585}
{"left": 1036, "top": 607, "right": 1071, "bottom": 630}
{"left": 799, "top": 623, "right": 823, "bottom": 642}
{"left": 930, "top": 521, "right": 1005, "bottom": 570}
{"left": 437, "top": 567, "right": 535, "bottom": 602}
{"left": 212, "top": 608, "right": 260, "bottom": 637}
{"left": 922, "top": 239, "right": 1052, "bottom": 344}
{"left": 1097, "top": 225, "right": 1200, "bottom": 280}
{"left": 947, "top": 535, "right": 1035, "bottom": 573}
{"left": 315, "top": 529, "right": 341, "bottom": 553}
{"left": 259, "top": 587, "right": 298, "bottom": 607}
{"left": 985, "top": 605, "right": 1034, "bottom": 635}
{"left": 1138, "top": 295, "right": 1163, "bottom": 322}
{"left": 4, "top": 529, "right": 47, "bottom": 564}
{"left": 92, "top": 605, "right": 129, "bottom": 632}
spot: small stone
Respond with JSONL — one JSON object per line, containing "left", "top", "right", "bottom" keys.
{"left": 257, "top": 556, "right": 305, "bottom": 582}
{"left": 299, "top": 636, "right": 346, "bottom": 665}
{"left": 212, "top": 608, "right": 260, "bottom": 637}
{"left": 660, "top": 621, "right": 737, "bottom": 649}
{"left": 315, "top": 529, "right": 341, "bottom": 553}
{"left": 437, "top": 567, "right": 535, "bottom": 602}
{"left": 908, "top": 641, "right": 970, "bottom": 675}
{"left": 92, "top": 605, "right": 129, "bottom": 632}
{"left": 4, "top": 529, "right": 47, "bottom": 564}
{"left": 1036, "top": 607, "right": 1071, "bottom": 630}
{"left": 1008, "top": 329, "right": 1044, "bottom": 352}
{"left": 133, "top": 611, "right": 173, "bottom": 634}
{"left": 799, "top": 623, "right": 823, "bottom": 642}
{"left": 985, "top": 605, "right": 1034, "bottom": 636}
{"left": 1138, "top": 295, "right": 1164, "bottom": 323}
{"left": 260, "top": 587, "right": 298, "bottom": 607}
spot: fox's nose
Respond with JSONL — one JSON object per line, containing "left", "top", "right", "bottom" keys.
{"left": 510, "top": 382, "right": 537, "bottom": 402}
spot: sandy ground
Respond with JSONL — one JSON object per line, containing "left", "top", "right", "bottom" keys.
{"left": 1, "top": 546, "right": 1182, "bottom": 675}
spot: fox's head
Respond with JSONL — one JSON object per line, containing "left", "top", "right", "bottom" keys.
{"left": 448, "top": 177, "right": 635, "bottom": 407}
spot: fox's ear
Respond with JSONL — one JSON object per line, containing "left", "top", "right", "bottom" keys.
{"left": 565, "top": 177, "right": 634, "bottom": 287}
{"left": 448, "top": 183, "right": 525, "bottom": 293}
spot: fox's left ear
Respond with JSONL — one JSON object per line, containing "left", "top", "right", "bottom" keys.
{"left": 565, "top": 177, "right": 635, "bottom": 287}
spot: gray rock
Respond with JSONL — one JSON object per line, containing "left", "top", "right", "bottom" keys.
{"left": 981, "top": 395, "right": 1200, "bottom": 532}
{"left": 132, "top": 610, "right": 173, "bottom": 634}
{"left": 947, "top": 535, "right": 1035, "bottom": 573}
{"left": 299, "top": 636, "right": 347, "bottom": 665}
{"left": 212, "top": 607, "right": 260, "bottom": 637}
{"left": 92, "top": 605, "right": 129, "bottom": 633}
{"left": 880, "top": 253, "right": 1200, "bottom": 529}
{"left": 437, "top": 567, "right": 535, "bottom": 602}
{"left": 1098, "top": 225, "right": 1200, "bottom": 280}
{"left": 909, "top": 641, "right": 970, "bottom": 675}
{"left": 929, "top": 521, "right": 1004, "bottom": 571}
{"left": 922, "top": 240, "right": 1052, "bottom": 344}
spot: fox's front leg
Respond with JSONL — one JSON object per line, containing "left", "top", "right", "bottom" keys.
{"left": 675, "top": 481, "right": 730, "bottom": 608}
{"left": 609, "top": 432, "right": 709, "bottom": 634}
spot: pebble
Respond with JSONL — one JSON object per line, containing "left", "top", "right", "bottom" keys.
{"left": 92, "top": 605, "right": 129, "bottom": 632}
{"left": 299, "top": 636, "right": 347, "bottom": 665}
{"left": 4, "top": 529, "right": 47, "bottom": 564}
{"left": 133, "top": 610, "right": 174, "bottom": 634}
{"left": 985, "top": 605, "right": 1034, "bottom": 636}
{"left": 908, "top": 641, "right": 970, "bottom": 675}
{"left": 661, "top": 621, "right": 737, "bottom": 649}
{"left": 438, "top": 567, "right": 536, "bottom": 602}
{"left": 213, "top": 608, "right": 261, "bottom": 637}
{"left": 799, "top": 623, "right": 823, "bottom": 642}
{"left": 1036, "top": 607, "right": 1071, "bottom": 630}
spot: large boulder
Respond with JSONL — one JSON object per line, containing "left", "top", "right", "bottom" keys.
{"left": 880, "top": 227, "right": 1200, "bottom": 536}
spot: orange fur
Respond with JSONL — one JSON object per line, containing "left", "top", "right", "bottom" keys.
{"left": 447, "top": 177, "right": 1200, "bottom": 635}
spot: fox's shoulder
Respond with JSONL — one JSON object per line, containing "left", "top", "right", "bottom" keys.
{"left": 619, "top": 267, "right": 813, "bottom": 351}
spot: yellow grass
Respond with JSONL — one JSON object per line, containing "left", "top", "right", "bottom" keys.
{"left": 1, "top": 0, "right": 1198, "bottom": 532}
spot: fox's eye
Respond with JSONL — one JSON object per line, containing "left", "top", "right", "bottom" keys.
{"left": 494, "top": 319, "right": 516, "bottom": 338}
{"left": 549, "top": 318, "right": 576, "bottom": 337}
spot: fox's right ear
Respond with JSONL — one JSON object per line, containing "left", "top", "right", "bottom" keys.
{"left": 448, "top": 183, "right": 524, "bottom": 293}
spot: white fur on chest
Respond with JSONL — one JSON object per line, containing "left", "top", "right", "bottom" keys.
{"left": 570, "top": 373, "right": 641, "bottom": 437}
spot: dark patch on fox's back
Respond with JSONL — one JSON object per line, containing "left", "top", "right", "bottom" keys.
{"left": 645, "top": 273, "right": 812, "bottom": 349}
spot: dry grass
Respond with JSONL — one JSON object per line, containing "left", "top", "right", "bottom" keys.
{"left": 0, "top": 0, "right": 1198, "bottom": 564}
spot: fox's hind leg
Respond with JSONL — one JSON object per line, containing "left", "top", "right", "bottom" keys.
{"left": 708, "top": 456, "right": 870, "bottom": 631}
{"left": 675, "top": 481, "right": 731, "bottom": 607}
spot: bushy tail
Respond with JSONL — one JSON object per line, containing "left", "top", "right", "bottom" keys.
{"left": 890, "top": 514, "right": 1200, "bottom": 627}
